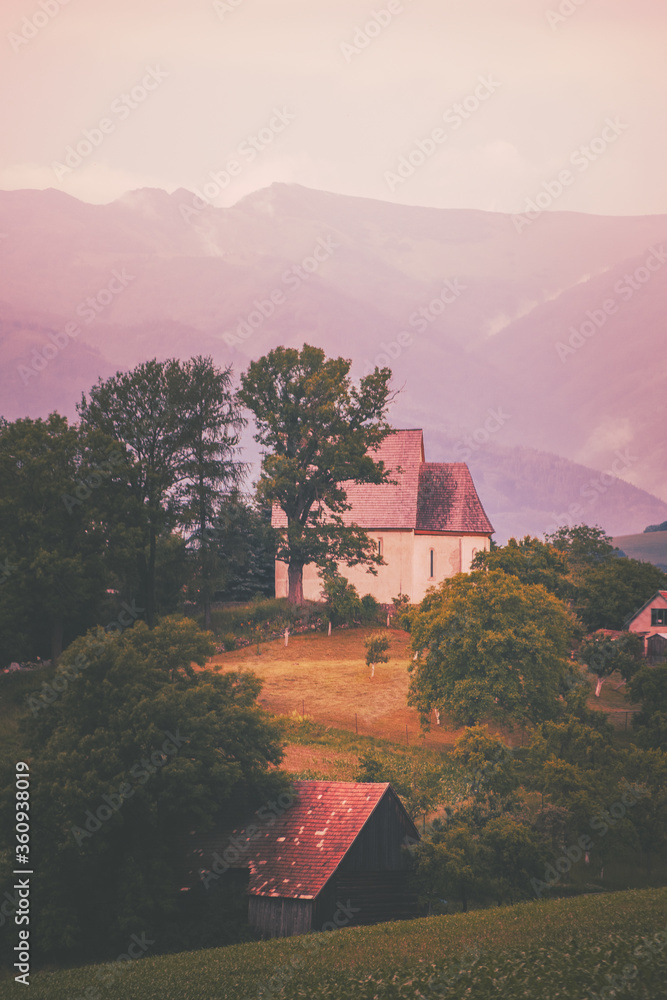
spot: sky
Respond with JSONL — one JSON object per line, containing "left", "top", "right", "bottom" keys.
{"left": 1, "top": 0, "right": 666, "bottom": 215}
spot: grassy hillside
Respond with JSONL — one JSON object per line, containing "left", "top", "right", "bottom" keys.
{"left": 614, "top": 530, "right": 667, "bottom": 572}
{"left": 19, "top": 888, "right": 667, "bottom": 1000}
{"left": 209, "top": 627, "right": 526, "bottom": 749}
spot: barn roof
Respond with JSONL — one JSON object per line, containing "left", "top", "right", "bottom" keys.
{"left": 222, "top": 781, "right": 414, "bottom": 900}
{"left": 272, "top": 429, "right": 493, "bottom": 535}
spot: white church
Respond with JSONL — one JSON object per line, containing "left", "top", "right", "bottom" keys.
{"left": 273, "top": 429, "right": 494, "bottom": 605}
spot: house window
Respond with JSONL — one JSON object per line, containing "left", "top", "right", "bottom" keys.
{"left": 377, "top": 538, "right": 383, "bottom": 558}
{"left": 651, "top": 608, "right": 667, "bottom": 626}
{"left": 429, "top": 549, "right": 434, "bottom": 578}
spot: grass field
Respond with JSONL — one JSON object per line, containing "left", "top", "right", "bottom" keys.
{"left": 19, "top": 888, "right": 667, "bottom": 999}
{"left": 208, "top": 626, "right": 637, "bottom": 749}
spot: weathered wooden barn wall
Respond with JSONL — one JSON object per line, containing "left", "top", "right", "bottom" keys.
{"left": 248, "top": 895, "right": 314, "bottom": 938}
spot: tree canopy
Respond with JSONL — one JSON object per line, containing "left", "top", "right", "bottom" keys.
{"left": 408, "top": 570, "right": 578, "bottom": 727}
{"left": 5, "top": 617, "right": 286, "bottom": 963}
{"left": 238, "top": 344, "right": 394, "bottom": 603}
{"left": 78, "top": 356, "right": 245, "bottom": 625}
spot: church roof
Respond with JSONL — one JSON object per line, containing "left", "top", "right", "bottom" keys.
{"left": 271, "top": 428, "right": 494, "bottom": 535}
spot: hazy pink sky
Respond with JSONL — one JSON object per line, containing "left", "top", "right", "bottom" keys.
{"left": 1, "top": 0, "right": 666, "bottom": 214}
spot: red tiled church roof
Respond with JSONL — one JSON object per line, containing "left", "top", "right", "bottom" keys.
{"left": 416, "top": 463, "right": 494, "bottom": 534}
{"left": 226, "top": 781, "right": 395, "bottom": 900}
{"left": 272, "top": 429, "right": 494, "bottom": 535}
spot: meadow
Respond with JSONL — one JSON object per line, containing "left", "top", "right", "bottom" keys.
{"left": 22, "top": 888, "right": 667, "bottom": 1000}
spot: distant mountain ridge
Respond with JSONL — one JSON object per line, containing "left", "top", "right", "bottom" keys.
{"left": 1, "top": 183, "right": 665, "bottom": 542}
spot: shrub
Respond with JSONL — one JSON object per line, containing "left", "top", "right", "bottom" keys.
{"left": 360, "top": 593, "right": 382, "bottom": 624}
{"left": 321, "top": 570, "right": 363, "bottom": 626}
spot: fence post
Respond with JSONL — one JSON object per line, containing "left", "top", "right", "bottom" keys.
{"left": 302, "top": 699, "right": 305, "bottom": 719}
{"left": 355, "top": 712, "right": 358, "bottom": 734}
{"left": 406, "top": 724, "right": 409, "bottom": 746}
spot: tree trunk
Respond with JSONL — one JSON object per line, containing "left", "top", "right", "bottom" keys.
{"left": 288, "top": 560, "right": 304, "bottom": 605}
{"left": 595, "top": 675, "right": 605, "bottom": 697}
{"left": 51, "top": 617, "right": 64, "bottom": 664}
{"left": 461, "top": 884, "right": 468, "bottom": 913}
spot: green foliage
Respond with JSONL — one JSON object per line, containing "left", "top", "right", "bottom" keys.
{"left": 452, "top": 726, "right": 517, "bottom": 799}
{"left": 546, "top": 524, "right": 618, "bottom": 568}
{"left": 579, "top": 631, "right": 644, "bottom": 683}
{"left": 364, "top": 632, "right": 390, "bottom": 668}
{"left": 408, "top": 570, "right": 578, "bottom": 728}
{"left": 0, "top": 616, "right": 287, "bottom": 965}
{"left": 0, "top": 414, "right": 108, "bottom": 662}
{"left": 472, "top": 535, "right": 571, "bottom": 599}
{"left": 321, "top": 569, "right": 362, "bottom": 626}
{"left": 355, "top": 746, "right": 456, "bottom": 826}
{"left": 391, "top": 592, "right": 412, "bottom": 630}
{"left": 238, "top": 344, "right": 394, "bottom": 603}
{"left": 630, "top": 664, "right": 667, "bottom": 748}
{"left": 204, "top": 492, "right": 277, "bottom": 602}
{"left": 574, "top": 557, "right": 667, "bottom": 631}
{"left": 78, "top": 356, "right": 245, "bottom": 627}
{"left": 544, "top": 524, "right": 666, "bottom": 630}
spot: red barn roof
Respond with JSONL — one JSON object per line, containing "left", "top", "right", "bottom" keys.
{"left": 272, "top": 429, "right": 493, "bottom": 535}
{"left": 223, "top": 781, "right": 415, "bottom": 900}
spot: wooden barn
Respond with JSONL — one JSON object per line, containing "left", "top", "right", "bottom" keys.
{"left": 196, "top": 780, "right": 420, "bottom": 937}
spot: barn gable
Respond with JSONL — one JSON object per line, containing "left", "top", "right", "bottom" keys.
{"left": 196, "top": 781, "right": 420, "bottom": 937}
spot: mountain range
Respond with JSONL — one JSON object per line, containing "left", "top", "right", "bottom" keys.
{"left": 1, "top": 183, "right": 665, "bottom": 544}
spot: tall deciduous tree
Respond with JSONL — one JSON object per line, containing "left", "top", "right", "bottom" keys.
{"left": 78, "top": 357, "right": 244, "bottom": 626}
{"left": 0, "top": 415, "right": 107, "bottom": 662}
{"left": 238, "top": 344, "right": 394, "bottom": 604}
{"left": 175, "top": 357, "right": 246, "bottom": 628}
{"left": 408, "top": 570, "right": 578, "bottom": 728}
{"left": 15, "top": 617, "right": 286, "bottom": 963}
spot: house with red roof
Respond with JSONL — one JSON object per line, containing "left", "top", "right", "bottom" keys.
{"left": 626, "top": 590, "right": 667, "bottom": 657}
{"left": 273, "top": 428, "right": 494, "bottom": 604}
{"left": 194, "top": 780, "right": 420, "bottom": 938}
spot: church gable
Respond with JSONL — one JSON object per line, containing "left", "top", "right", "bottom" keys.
{"left": 416, "top": 463, "right": 494, "bottom": 535}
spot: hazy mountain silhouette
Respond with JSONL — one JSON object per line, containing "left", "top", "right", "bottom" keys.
{"left": 1, "top": 183, "right": 665, "bottom": 542}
